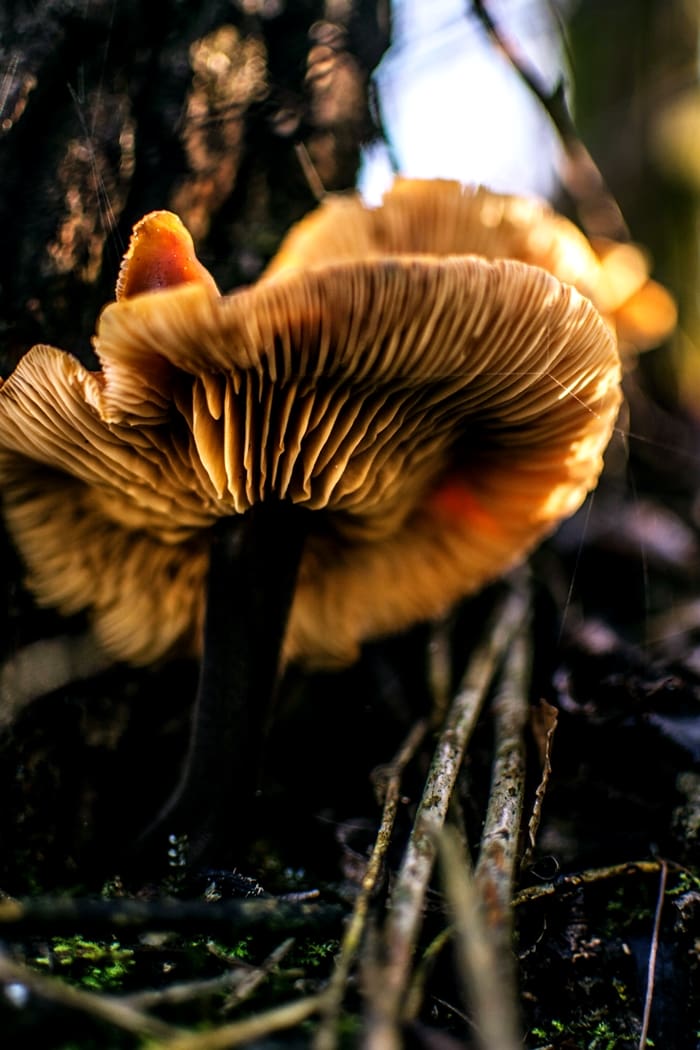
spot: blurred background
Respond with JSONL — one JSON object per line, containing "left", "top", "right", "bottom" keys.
{"left": 363, "top": 0, "right": 698, "bottom": 413}
{"left": 1, "top": 2, "right": 700, "bottom": 1045}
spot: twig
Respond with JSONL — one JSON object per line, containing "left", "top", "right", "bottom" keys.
{"left": 0, "top": 896, "right": 344, "bottom": 937}
{"left": 639, "top": 859, "right": 668, "bottom": 1050}
{"left": 523, "top": 699, "right": 558, "bottom": 868}
{"left": 0, "top": 631, "right": 112, "bottom": 727}
{"left": 313, "top": 719, "right": 427, "bottom": 1050}
{"left": 222, "top": 937, "right": 295, "bottom": 1013}
{"left": 404, "top": 620, "right": 531, "bottom": 1027}
{"left": 364, "top": 583, "right": 530, "bottom": 1049}
{"left": 471, "top": 621, "right": 531, "bottom": 1041}
{"left": 403, "top": 925, "right": 453, "bottom": 1021}
{"left": 294, "top": 141, "right": 326, "bottom": 202}
{"left": 368, "top": 77, "right": 401, "bottom": 175}
{"left": 438, "top": 826, "right": 522, "bottom": 1050}
{"left": 0, "top": 948, "right": 181, "bottom": 1042}
{"left": 513, "top": 859, "right": 664, "bottom": 906}
{"left": 428, "top": 617, "right": 454, "bottom": 727}
{"left": 122, "top": 939, "right": 294, "bottom": 1014}
{"left": 474, "top": 625, "right": 530, "bottom": 925}
{"left": 470, "top": 0, "right": 630, "bottom": 242}
{"left": 146, "top": 993, "right": 325, "bottom": 1050}
{"left": 124, "top": 970, "right": 247, "bottom": 1011}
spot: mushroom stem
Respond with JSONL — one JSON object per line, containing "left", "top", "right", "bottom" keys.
{"left": 136, "top": 501, "right": 307, "bottom": 871}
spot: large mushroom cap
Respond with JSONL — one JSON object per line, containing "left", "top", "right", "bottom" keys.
{"left": 264, "top": 178, "right": 676, "bottom": 354}
{"left": 0, "top": 209, "right": 621, "bottom": 668}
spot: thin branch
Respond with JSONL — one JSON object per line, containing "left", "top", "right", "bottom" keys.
{"left": 404, "top": 613, "right": 531, "bottom": 1031}
{"left": 314, "top": 719, "right": 428, "bottom": 1050}
{"left": 470, "top": 0, "right": 630, "bottom": 242}
{"left": 147, "top": 993, "right": 325, "bottom": 1050}
{"left": 513, "top": 859, "right": 664, "bottom": 907}
{"left": 122, "top": 939, "right": 294, "bottom": 1014}
{"left": 222, "top": 937, "right": 295, "bottom": 1013}
{"left": 639, "top": 859, "right": 668, "bottom": 1050}
{"left": 294, "top": 141, "right": 327, "bottom": 202}
{"left": 0, "top": 949, "right": 181, "bottom": 1043}
{"left": 403, "top": 925, "right": 453, "bottom": 1022}
{"left": 474, "top": 625, "right": 530, "bottom": 923}
{"left": 0, "top": 632, "right": 112, "bottom": 727}
{"left": 522, "top": 699, "right": 558, "bottom": 868}
{"left": 438, "top": 826, "right": 522, "bottom": 1050}
{"left": 470, "top": 621, "right": 531, "bottom": 1043}
{"left": 124, "top": 970, "right": 248, "bottom": 1012}
{"left": 364, "top": 582, "right": 530, "bottom": 1049}
{"left": 0, "top": 896, "right": 345, "bottom": 937}
{"left": 368, "top": 77, "right": 401, "bottom": 174}
{"left": 427, "top": 617, "right": 454, "bottom": 727}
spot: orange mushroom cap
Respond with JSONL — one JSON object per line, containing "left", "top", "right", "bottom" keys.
{"left": 264, "top": 178, "right": 676, "bottom": 356}
{"left": 0, "top": 205, "right": 622, "bottom": 669}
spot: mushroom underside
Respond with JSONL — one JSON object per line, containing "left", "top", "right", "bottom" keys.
{"left": 0, "top": 255, "right": 621, "bottom": 668}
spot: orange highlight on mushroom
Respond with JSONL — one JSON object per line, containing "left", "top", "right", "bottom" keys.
{"left": 427, "top": 474, "right": 501, "bottom": 535}
{"left": 116, "top": 211, "right": 219, "bottom": 301}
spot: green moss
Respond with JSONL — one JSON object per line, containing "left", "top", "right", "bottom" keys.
{"left": 666, "top": 868, "right": 700, "bottom": 897}
{"left": 293, "top": 938, "right": 340, "bottom": 969}
{"left": 528, "top": 1016, "right": 639, "bottom": 1049}
{"left": 590, "top": 1019, "right": 623, "bottom": 1049}
{"left": 210, "top": 935, "right": 254, "bottom": 962}
{"left": 33, "top": 936, "right": 134, "bottom": 991}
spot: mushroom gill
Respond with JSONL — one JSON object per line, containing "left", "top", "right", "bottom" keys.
{"left": 0, "top": 211, "right": 621, "bottom": 671}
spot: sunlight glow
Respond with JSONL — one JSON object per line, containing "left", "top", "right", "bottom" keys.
{"left": 359, "top": 0, "right": 566, "bottom": 203}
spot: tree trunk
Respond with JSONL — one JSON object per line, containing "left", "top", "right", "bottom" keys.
{"left": 0, "top": 0, "right": 390, "bottom": 369}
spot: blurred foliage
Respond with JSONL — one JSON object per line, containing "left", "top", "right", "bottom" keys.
{"left": 568, "top": 0, "right": 699, "bottom": 412}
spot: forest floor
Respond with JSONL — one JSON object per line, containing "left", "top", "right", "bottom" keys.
{"left": 1, "top": 367, "right": 700, "bottom": 1048}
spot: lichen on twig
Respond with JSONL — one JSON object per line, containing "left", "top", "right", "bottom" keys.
{"left": 363, "top": 580, "right": 531, "bottom": 1047}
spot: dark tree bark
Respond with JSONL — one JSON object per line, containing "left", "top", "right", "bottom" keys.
{"left": 0, "top": 0, "right": 390, "bottom": 369}
{"left": 0, "top": 0, "right": 390, "bottom": 886}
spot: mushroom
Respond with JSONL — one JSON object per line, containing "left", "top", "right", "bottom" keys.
{"left": 263, "top": 177, "right": 677, "bottom": 356}
{"left": 587, "top": 236, "right": 678, "bottom": 353}
{"left": 0, "top": 204, "right": 621, "bottom": 863}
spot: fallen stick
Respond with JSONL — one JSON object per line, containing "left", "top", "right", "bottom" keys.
{"left": 363, "top": 582, "right": 530, "bottom": 1048}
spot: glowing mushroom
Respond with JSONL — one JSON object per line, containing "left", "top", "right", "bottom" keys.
{"left": 264, "top": 177, "right": 676, "bottom": 356}
{"left": 0, "top": 207, "right": 622, "bottom": 862}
